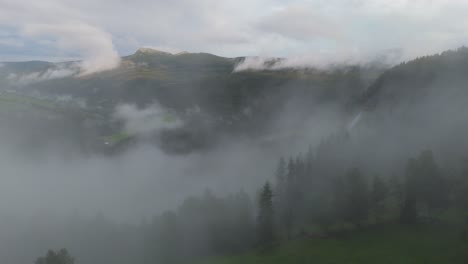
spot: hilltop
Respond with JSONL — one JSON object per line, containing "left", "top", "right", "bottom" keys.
{"left": 3, "top": 47, "right": 468, "bottom": 156}
{"left": 0, "top": 48, "right": 377, "bottom": 154}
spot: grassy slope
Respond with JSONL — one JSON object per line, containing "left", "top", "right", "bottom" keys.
{"left": 0, "top": 93, "right": 103, "bottom": 120}
{"left": 0, "top": 93, "right": 56, "bottom": 109}
{"left": 199, "top": 224, "right": 468, "bottom": 264}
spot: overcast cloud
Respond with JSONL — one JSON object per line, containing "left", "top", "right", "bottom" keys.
{"left": 1, "top": 0, "right": 468, "bottom": 65}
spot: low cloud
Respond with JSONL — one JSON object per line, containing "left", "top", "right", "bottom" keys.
{"left": 232, "top": 56, "right": 345, "bottom": 72}
{"left": 7, "top": 64, "right": 79, "bottom": 84}
{"left": 234, "top": 48, "right": 404, "bottom": 72}
{"left": 22, "top": 22, "right": 120, "bottom": 75}
{"left": 1, "top": 0, "right": 468, "bottom": 63}
{"left": 114, "top": 104, "right": 183, "bottom": 136}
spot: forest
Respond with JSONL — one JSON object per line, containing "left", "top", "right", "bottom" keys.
{"left": 33, "top": 139, "right": 468, "bottom": 263}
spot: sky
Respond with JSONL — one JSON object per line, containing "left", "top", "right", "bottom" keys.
{"left": 1, "top": 0, "right": 468, "bottom": 64}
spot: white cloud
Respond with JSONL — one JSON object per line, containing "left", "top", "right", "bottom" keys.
{"left": 0, "top": 0, "right": 468, "bottom": 64}
{"left": 22, "top": 23, "right": 120, "bottom": 75}
{"left": 7, "top": 64, "right": 79, "bottom": 84}
{"left": 233, "top": 48, "right": 403, "bottom": 71}
{"left": 114, "top": 104, "right": 183, "bottom": 136}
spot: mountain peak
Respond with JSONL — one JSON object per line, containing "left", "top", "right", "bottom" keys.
{"left": 175, "top": 51, "right": 190, "bottom": 56}
{"left": 135, "top": 47, "right": 173, "bottom": 55}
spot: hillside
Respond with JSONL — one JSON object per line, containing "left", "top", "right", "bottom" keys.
{"left": 362, "top": 46, "right": 468, "bottom": 109}
{"left": 3, "top": 48, "right": 468, "bottom": 264}
{"left": 0, "top": 48, "right": 375, "bottom": 113}
{"left": 3, "top": 47, "right": 468, "bottom": 156}
{"left": 0, "top": 48, "right": 378, "bottom": 155}
{"left": 199, "top": 224, "right": 468, "bottom": 264}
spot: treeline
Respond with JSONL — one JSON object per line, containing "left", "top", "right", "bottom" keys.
{"left": 36, "top": 142, "right": 468, "bottom": 264}
{"left": 139, "top": 147, "right": 468, "bottom": 263}
{"left": 142, "top": 190, "right": 255, "bottom": 263}
{"left": 273, "top": 148, "right": 460, "bottom": 235}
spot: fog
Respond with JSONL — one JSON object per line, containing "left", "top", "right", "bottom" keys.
{"left": 0, "top": 53, "right": 468, "bottom": 264}
{"left": 0, "top": 66, "right": 361, "bottom": 262}
{"left": 7, "top": 64, "right": 79, "bottom": 84}
{"left": 2, "top": 0, "right": 468, "bottom": 262}
{"left": 22, "top": 22, "right": 121, "bottom": 75}
{"left": 233, "top": 49, "right": 401, "bottom": 72}
{"left": 2, "top": 47, "right": 468, "bottom": 264}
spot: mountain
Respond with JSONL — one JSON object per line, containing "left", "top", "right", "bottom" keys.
{"left": 0, "top": 48, "right": 375, "bottom": 112}
{"left": 362, "top": 47, "right": 468, "bottom": 109}
{"left": 5, "top": 46, "right": 468, "bottom": 158}
{"left": 0, "top": 48, "right": 378, "bottom": 155}
{"left": 350, "top": 46, "right": 468, "bottom": 169}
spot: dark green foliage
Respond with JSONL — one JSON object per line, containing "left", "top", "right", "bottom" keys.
{"left": 35, "top": 249, "right": 74, "bottom": 264}
{"left": 455, "top": 160, "right": 468, "bottom": 213}
{"left": 371, "top": 175, "right": 389, "bottom": 206}
{"left": 400, "top": 190, "right": 418, "bottom": 225}
{"left": 152, "top": 211, "right": 180, "bottom": 264}
{"left": 388, "top": 174, "right": 404, "bottom": 209}
{"left": 400, "top": 158, "right": 422, "bottom": 224}
{"left": 257, "top": 182, "right": 275, "bottom": 247}
{"left": 456, "top": 159, "right": 468, "bottom": 242}
{"left": 274, "top": 157, "right": 287, "bottom": 190}
{"left": 331, "top": 175, "right": 347, "bottom": 221}
{"left": 343, "top": 168, "right": 370, "bottom": 227}
{"left": 144, "top": 190, "right": 255, "bottom": 262}
{"left": 418, "top": 150, "right": 448, "bottom": 213}
{"left": 400, "top": 150, "right": 449, "bottom": 223}
{"left": 363, "top": 47, "right": 468, "bottom": 109}
{"left": 16, "top": 47, "right": 468, "bottom": 263}
{"left": 29, "top": 148, "right": 468, "bottom": 264}
{"left": 371, "top": 175, "right": 389, "bottom": 222}
{"left": 200, "top": 224, "right": 468, "bottom": 264}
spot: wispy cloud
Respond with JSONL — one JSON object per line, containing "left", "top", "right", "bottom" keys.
{"left": 7, "top": 64, "right": 79, "bottom": 84}
{"left": 1, "top": 0, "right": 468, "bottom": 64}
{"left": 22, "top": 23, "right": 120, "bottom": 75}
{"left": 114, "top": 104, "right": 183, "bottom": 136}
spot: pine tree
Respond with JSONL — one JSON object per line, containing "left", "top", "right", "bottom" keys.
{"left": 35, "top": 249, "right": 74, "bottom": 264}
{"left": 456, "top": 159, "right": 468, "bottom": 241}
{"left": 257, "top": 182, "right": 275, "bottom": 247}
{"left": 344, "top": 168, "right": 370, "bottom": 227}
{"left": 400, "top": 158, "right": 418, "bottom": 224}
{"left": 274, "top": 157, "right": 293, "bottom": 239}
{"left": 275, "top": 157, "right": 287, "bottom": 186}
{"left": 274, "top": 157, "right": 287, "bottom": 203}
{"left": 418, "top": 150, "right": 447, "bottom": 215}
{"left": 277, "top": 157, "right": 297, "bottom": 239}
{"left": 224, "top": 190, "right": 255, "bottom": 252}
{"left": 371, "top": 175, "right": 389, "bottom": 223}
{"left": 389, "top": 174, "right": 404, "bottom": 210}
{"left": 457, "top": 159, "right": 468, "bottom": 219}
{"left": 156, "top": 211, "right": 180, "bottom": 263}
{"left": 331, "top": 176, "right": 347, "bottom": 222}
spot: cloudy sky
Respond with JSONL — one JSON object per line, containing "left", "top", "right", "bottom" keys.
{"left": 1, "top": 0, "right": 468, "bottom": 64}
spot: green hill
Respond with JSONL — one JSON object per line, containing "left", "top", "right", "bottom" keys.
{"left": 199, "top": 224, "right": 468, "bottom": 264}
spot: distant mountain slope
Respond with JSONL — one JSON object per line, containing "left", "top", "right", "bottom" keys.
{"left": 0, "top": 48, "right": 381, "bottom": 154}
{"left": 0, "top": 48, "right": 374, "bottom": 112}
{"left": 362, "top": 47, "right": 468, "bottom": 110}
{"left": 4, "top": 47, "right": 468, "bottom": 157}
{"left": 350, "top": 47, "right": 468, "bottom": 168}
